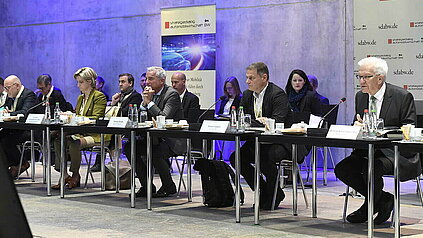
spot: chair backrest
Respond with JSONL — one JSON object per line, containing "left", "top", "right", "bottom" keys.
{"left": 291, "top": 111, "right": 311, "bottom": 124}
{"left": 321, "top": 104, "right": 339, "bottom": 127}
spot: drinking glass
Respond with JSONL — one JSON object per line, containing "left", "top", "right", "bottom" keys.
{"left": 244, "top": 114, "right": 251, "bottom": 129}
{"left": 375, "top": 118, "right": 384, "bottom": 136}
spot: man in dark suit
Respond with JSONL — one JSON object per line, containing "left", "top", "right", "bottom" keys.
{"left": 91, "top": 73, "right": 142, "bottom": 172}
{"left": 335, "top": 57, "right": 420, "bottom": 225}
{"left": 124, "top": 66, "right": 183, "bottom": 198}
{"left": 170, "top": 72, "right": 200, "bottom": 120}
{"left": 0, "top": 75, "right": 37, "bottom": 177}
{"left": 229, "top": 62, "right": 292, "bottom": 210}
{"left": 308, "top": 75, "right": 329, "bottom": 105}
{"left": 35, "top": 74, "right": 70, "bottom": 113}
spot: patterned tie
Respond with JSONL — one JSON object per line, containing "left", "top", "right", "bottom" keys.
{"left": 370, "top": 96, "right": 377, "bottom": 114}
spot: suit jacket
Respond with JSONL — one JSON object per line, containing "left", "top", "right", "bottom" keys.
{"left": 4, "top": 87, "right": 37, "bottom": 116}
{"left": 116, "top": 89, "right": 142, "bottom": 117}
{"left": 35, "top": 88, "right": 69, "bottom": 113}
{"left": 217, "top": 95, "right": 241, "bottom": 115}
{"left": 354, "top": 83, "right": 420, "bottom": 181}
{"left": 75, "top": 90, "right": 107, "bottom": 143}
{"left": 181, "top": 91, "right": 200, "bottom": 119}
{"left": 146, "top": 84, "right": 184, "bottom": 154}
{"left": 296, "top": 90, "right": 322, "bottom": 116}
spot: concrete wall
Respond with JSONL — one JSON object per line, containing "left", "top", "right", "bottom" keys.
{"left": 0, "top": 0, "right": 354, "bottom": 163}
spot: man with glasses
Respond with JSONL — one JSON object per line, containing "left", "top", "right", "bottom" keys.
{"left": 0, "top": 75, "right": 37, "bottom": 178}
{"left": 335, "top": 57, "right": 420, "bottom": 225}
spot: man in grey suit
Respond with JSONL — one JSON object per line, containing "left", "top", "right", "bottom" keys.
{"left": 335, "top": 57, "right": 420, "bottom": 225}
{"left": 124, "top": 66, "right": 183, "bottom": 198}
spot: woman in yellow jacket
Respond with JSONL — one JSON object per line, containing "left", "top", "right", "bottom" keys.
{"left": 52, "top": 67, "right": 107, "bottom": 189}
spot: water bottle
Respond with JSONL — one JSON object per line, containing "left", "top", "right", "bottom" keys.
{"left": 230, "top": 106, "right": 237, "bottom": 132}
{"left": 43, "top": 101, "right": 51, "bottom": 124}
{"left": 369, "top": 109, "right": 377, "bottom": 138}
{"left": 362, "top": 109, "right": 371, "bottom": 138}
{"left": 128, "top": 104, "right": 134, "bottom": 127}
{"left": 238, "top": 106, "right": 245, "bottom": 132}
{"left": 53, "top": 102, "right": 61, "bottom": 124}
{"left": 132, "top": 104, "right": 139, "bottom": 128}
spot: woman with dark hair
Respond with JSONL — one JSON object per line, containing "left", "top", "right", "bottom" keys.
{"left": 217, "top": 76, "right": 242, "bottom": 117}
{"left": 285, "top": 69, "right": 321, "bottom": 116}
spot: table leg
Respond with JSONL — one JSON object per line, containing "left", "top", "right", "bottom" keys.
{"left": 254, "top": 137, "right": 260, "bottom": 225}
{"left": 187, "top": 138, "right": 192, "bottom": 202}
{"left": 367, "top": 143, "right": 374, "bottom": 238}
{"left": 147, "top": 131, "right": 152, "bottom": 210}
{"left": 101, "top": 134, "right": 105, "bottom": 191}
{"left": 30, "top": 130, "right": 35, "bottom": 182}
{"left": 115, "top": 134, "right": 120, "bottom": 193}
{"left": 131, "top": 131, "right": 136, "bottom": 208}
{"left": 312, "top": 146, "right": 317, "bottom": 218}
{"left": 394, "top": 145, "right": 400, "bottom": 238}
{"left": 292, "top": 144, "right": 298, "bottom": 216}
{"left": 60, "top": 127, "right": 65, "bottom": 198}
{"left": 323, "top": 147, "right": 328, "bottom": 186}
{"left": 46, "top": 127, "right": 51, "bottom": 196}
{"left": 235, "top": 136, "right": 241, "bottom": 223}
{"left": 42, "top": 131, "right": 46, "bottom": 184}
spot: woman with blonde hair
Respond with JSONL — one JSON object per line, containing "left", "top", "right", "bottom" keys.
{"left": 52, "top": 67, "right": 107, "bottom": 189}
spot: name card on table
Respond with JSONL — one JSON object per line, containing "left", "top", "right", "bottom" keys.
{"left": 25, "top": 114, "right": 44, "bottom": 124}
{"left": 107, "top": 117, "right": 129, "bottom": 128}
{"left": 200, "top": 120, "right": 229, "bottom": 133}
{"left": 326, "top": 125, "right": 362, "bottom": 140}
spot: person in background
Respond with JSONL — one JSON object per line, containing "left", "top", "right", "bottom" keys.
{"left": 52, "top": 67, "right": 107, "bottom": 189}
{"left": 171, "top": 72, "right": 200, "bottom": 120}
{"left": 140, "top": 72, "right": 147, "bottom": 91}
{"left": 285, "top": 69, "right": 322, "bottom": 116}
{"left": 0, "top": 77, "right": 7, "bottom": 107}
{"left": 216, "top": 76, "right": 242, "bottom": 117}
{"left": 308, "top": 75, "right": 329, "bottom": 105}
{"left": 0, "top": 75, "right": 37, "bottom": 178}
{"left": 96, "top": 76, "right": 110, "bottom": 101}
{"left": 35, "top": 74, "right": 70, "bottom": 113}
{"left": 335, "top": 57, "right": 420, "bottom": 225}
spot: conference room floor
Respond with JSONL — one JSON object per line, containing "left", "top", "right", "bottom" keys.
{"left": 15, "top": 159, "right": 423, "bottom": 238}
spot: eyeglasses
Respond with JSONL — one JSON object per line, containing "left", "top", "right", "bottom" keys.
{"left": 4, "top": 83, "right": 16, "bottom": 91}
{"left": 356, "top": 75, "right": 378, "bottom": 80}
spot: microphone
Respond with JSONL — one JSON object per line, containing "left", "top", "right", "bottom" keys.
{"left": 26, "top": 97, "right": 51, "bottom": 115}
{"left": 196, "top": 96, "right": 225, "bottom": 123}
{"left": 318, "top": 97, "right": 346, "bottom": 128}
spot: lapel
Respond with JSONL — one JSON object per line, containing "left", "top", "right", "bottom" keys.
{"left": 379, "top": 83, "right": 392, "bottom": 120}
{"left": 82, "top": 90, "right": 95, "bottom": 116}
{"left": 156, "top": 85, "right": 168, "bottom": 108}
{"left": 261, "top": 83, "right": 272, "bottom": 117}
{"left": 356, "top": 92, "right": 369, "bottom": 116}
{"left": 182, "top": 92, "right": 187, "bottom": 109}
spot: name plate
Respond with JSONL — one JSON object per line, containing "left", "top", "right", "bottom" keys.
{"left": 200, "top": 120, "right": 229, "bottom": 133}
{"left": 107, "top": 117, "right": 129, "bottom": 128}
{"left": 25, "top": 114, "right": 44, "bottom": 124}
{"left": 326, "top": 125, "right": 361, "bottom": 140}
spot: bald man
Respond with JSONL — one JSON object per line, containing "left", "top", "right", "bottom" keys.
{"left": 0, "top": 75, "right": 37, "bottom": 178}
{"left": 171, "top": 72, "right": 200, "bottom": 120}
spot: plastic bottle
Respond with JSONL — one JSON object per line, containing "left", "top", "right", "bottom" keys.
{"left": 128, "top": 104, "right": 134, "bottom": 127}
{"left": 132, "top": 104, "right": 139, "bottom": 128}
{"left": 230, "top": 106, "right": 237, "bottom": 132}
{"left": 362, "top": 109, "right": 371, "bottom": 138}
{"left": 53, "top": 102, "right": 61, "bottom": 124}
{"left": 238, "top": 106, "right": 245, "bottom": 132}
{"left": 43, "top": 101, "right": 51, "bottom": 124}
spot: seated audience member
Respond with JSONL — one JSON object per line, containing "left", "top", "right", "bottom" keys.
{"left": 171, "top": 72, "right": 200, "bottom": 120}
{"left": 217, "top": 76, "right": 242, "bottom": 117}
{"left": 0, "top": 75, "right": 37, "bottom": 177}
{"left": 335, "top": 57, "right": 420, "bottom": 225}
{"left": 96, "top": 76, "right": 110, "bottom": 101}
{"left": 0, "top": 77, "right": 7, "bottom": 107}
{"left": 35, "top": 74, "right": 70, "bottom": 113}
{"left": 285, "top": 70, "right": 322, "bottom": 117}
{"left": 140, "top": 72, "right": 147, "bottom": 91}
{"left": 229, "top": 62, "right": 294, "bottom": 210}
{"left": 124, "top": 66, "right": 184, "bottom": 198}
{"left": 52, "top": 67, "right": 107, "bottom": 189}
{"left": 90, "top": 73, "right": 142, "bottom": 172}
{"left": 308, "top": 74, "right": 329, "bottom": 105}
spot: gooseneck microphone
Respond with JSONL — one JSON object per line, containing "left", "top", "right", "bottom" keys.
{"left": 318, "top": 97, "right": 346, "bottom": 128}
{"left": 196, "top": 95, "right": 226, "bottom": 123}
{"left": 26, "top": 97, "right": 51, "bottom": 115}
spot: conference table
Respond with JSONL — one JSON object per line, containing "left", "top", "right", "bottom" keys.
{"left": 146, "top": 128, "right": 257, "bottom": 223}
{"left": 393, "top": 141, "right": 423, "bottom": 238}
{"left": 255, "top": 133, "right": 395, "bottom": 238}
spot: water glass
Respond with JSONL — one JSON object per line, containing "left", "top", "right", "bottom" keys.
{"left": 375, "top": 118, "right": 384, "bottom": 135}
{"left": 244, "top": 114, "right": 251, "bottom": 129}
{"left": 140, "top": 111, "right": 147, "bottom": 123}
